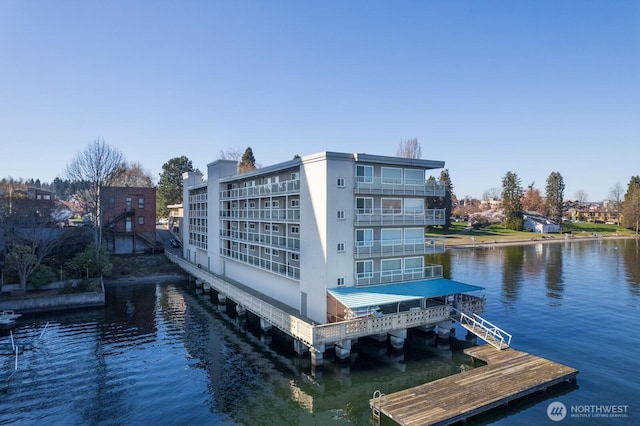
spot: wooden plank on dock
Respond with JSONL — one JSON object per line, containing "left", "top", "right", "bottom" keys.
{"left": 369, "top": 345, "right": 578, "bottom": 426}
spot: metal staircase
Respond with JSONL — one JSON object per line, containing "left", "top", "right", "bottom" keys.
{"left": 454, "top": 310, "right": 512, "bottom": 350}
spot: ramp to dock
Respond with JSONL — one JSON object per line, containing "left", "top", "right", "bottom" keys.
{"left": 369, "top": 345, "right": 578, "bottom": 426}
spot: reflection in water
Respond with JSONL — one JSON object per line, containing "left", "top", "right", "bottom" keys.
{"left": 502, "top": 246, "right": 525, "bottom": 301}
{"left": 544, "top": 243, "right": 564, "bottom": 304}
{"left": 623, "top": 238, "right": 640, "bottom": 296}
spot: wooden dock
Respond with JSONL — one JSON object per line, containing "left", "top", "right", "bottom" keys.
{"left": 369, "top": 345, "right": 578, "bottom": 425}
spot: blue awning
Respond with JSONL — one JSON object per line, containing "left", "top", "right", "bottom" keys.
{"left": 328, "top": 278, "right": 484, "bottom": 309}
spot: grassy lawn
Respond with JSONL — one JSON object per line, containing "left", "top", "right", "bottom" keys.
{"left": 427, "top": 221, "right": 637, "bottom": 246}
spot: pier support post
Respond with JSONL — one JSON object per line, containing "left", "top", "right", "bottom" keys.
{"left": 260, "top": 318, "right": 272, "bottom": 333}
{"left": 236, "top": 304, "right": 246, "bottom": 316}
{"left": 334, "top": 339, "right": 352, "bottom": 361}
{"left": 310, "top": 344, "right": 325, "bottom": 367}
{"left": 202, "top": 281, "right": 210, "bottom": 293}
{"left": 217, "top": 293, "right": 227, "bottom": 304}
{"left": 436, "top": 320, "right": 452, "bottom": 350}
{"left": 389, "top": 329, "right": 407, "bottom": 351}
{"left": 294, "top": 339, "right": 308, "bottom": 356}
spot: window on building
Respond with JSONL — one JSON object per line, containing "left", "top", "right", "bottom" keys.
{"left": 249, "top": 201, "right": 256, "bottom": 208}
{"left": 404, "top": 168, "right": 424, "bottom": 186}
{"left": 265, "top": 247, "right": 271, "bottom": 255}
{"left": 381, "top": 167, "right": 402, "bottom": 184}
{"left": 272, "top": 224, "right": 280, "bottom": 232}
{"left": 356, "top": 260, "right": 373, "bottom": 278}
{"left": 291, "top": 172, "right": 299, "bottom": 180}
{"left": 337, "top": 210, "right": 345, "bottom": 220}
{"left": 108, "top": 196, "right": 115, "bottom": 209}
{"left": 355, "top": 229, "right": 373, "bottom": 247}
{"left": 291, "top": 198, "right": 300, "bottom": 208}
{"left": 272, "top": 200, "right": 280, "bottom": 208}
{"left": 249, "top": 245, "right": 256, "bottom": 251}
{"left": 337, "top": 178, "right": 345, "bottom": 187}
{"left": 337, "top": 242, "right": 345, "bottom": 252}
{"left": 381, "top": 198, "right": 402, "bottom": 215}
{"left": 126, "top": 197, "right": 132, "bottom": 209}
{"left": 249, "top": 223, "right": 256, "bottom": 230}
{"left": 404, "top": 198, "right": 424, "bottom": 215}
{"left": 290, "top": 226, "right": 300, "bottom": 234}
{"left": 291, "top": 253, "right": 299, "bottom": 261}
{"left": 404, "top": 257, "right": 424, "bottom": 275}
{"left": 381, "top": 258, "right": 402, "bottom": 276}
{"left": 138, "top": 198, "right": 144, "bottom": 209}
{"left": 356, "top": 165, "right": 374, "bottom": 183}
{"left": 381, "top": 228, "right": 402, "bottom": 246}
{"left": 264, "top": 224, "right": 271, "bottom": 232}
{"left": 337, "top": 277, "right": 345, "bottom": 286}
{"left": 356, "top": 197, "right": 373, "bottom": 215}
{"left": 264, "top": 201, "right": 270, "bottom": 208}
{"left": 404, "top": 228, "right": 424, "bottom": 244}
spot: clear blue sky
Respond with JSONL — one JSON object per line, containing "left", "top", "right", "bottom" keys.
{"left": 1, "top": 1, "right": 638, "bottom": 201}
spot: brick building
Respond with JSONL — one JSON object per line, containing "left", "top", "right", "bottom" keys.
{"left": 101, "top": 186, "right": 158, "bottom": 254}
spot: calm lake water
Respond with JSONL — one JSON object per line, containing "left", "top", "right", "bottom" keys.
{"left": 1, "top": 239, "right": 638, "bottom": 425}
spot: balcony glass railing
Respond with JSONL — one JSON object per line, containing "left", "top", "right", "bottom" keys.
{"left": 220, "top": 230, "right": 300, "bottom": 250}
{"left": 354, "top": 264, "right": 443, "bottom": 287}
{"left": 355, "top": 176, "right": 445, "bottom": 196}
{"left": 220, "top": 208, "right": 300, "bottom": 222}
{"left": 220, "top": 179, "right": 300, "bottom": 199}
{"left": 220, "top": 248, "right": 300, "bottom": 280}
{"left": 353, "top": 237, "right": 445, "bottom": 258}
{"left": 354, "top": 208, "right": 446, "bottom": 226}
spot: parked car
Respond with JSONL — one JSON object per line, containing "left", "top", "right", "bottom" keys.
{"left": 170, "top": 239, "right": 182, "bottom": 248}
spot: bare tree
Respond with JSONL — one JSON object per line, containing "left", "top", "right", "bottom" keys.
{"left": 65, "top": 138, "right": 125, "bottom": 260}
{"left": 218, "top": 148, "right": 243, "bottom": 161}
{"left": 482, "top": 187, "right": 501, "bottom": 201}
{"left": 575, "top": 190, "right": 588, "bottom": 208}
{"left": 396, "top": 138, "right": 422, "bottom": 159}
{"left": 111, "top": 162, "right": 155, "bottom": 187}
{"left": 609, "top": 182, "right": 624, "bottom": 224}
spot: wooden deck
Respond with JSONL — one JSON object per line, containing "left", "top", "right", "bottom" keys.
{"left": 369, "top": 345, "right": 578, "bottom": 425}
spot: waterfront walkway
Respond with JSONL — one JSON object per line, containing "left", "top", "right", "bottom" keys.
{"left": 370, "top": 344, "right": 578, "bottom": 425}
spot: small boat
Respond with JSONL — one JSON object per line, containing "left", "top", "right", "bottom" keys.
{"left": 0, "top": 311, "right": 22, "bottom": 331}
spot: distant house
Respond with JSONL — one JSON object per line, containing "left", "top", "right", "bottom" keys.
{"left": 100, "top": 186, "right": 160, "bottom": 254}
{"left": 167, "top": 203, "right": 183, "bottom": 236}
{"left": 523, "top": 212, "right": 560, "bottom": 233}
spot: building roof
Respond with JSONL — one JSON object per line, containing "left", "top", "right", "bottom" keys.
{"left": 328, "top": 278, "right": 484, "bottom": 310}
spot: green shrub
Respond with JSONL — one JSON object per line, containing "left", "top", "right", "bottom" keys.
{"left": 28, "top": 265, "right": 57, "bottom": 289}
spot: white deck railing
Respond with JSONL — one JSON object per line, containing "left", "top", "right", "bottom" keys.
{"left": 165, "top": 253, "right": 485, "bottom": 349}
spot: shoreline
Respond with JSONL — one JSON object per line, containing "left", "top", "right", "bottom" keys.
{"left": 446, "top": 234, "right": 638, "bottom": 249}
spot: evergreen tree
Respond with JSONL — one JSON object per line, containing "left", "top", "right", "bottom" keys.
{"left": 238, "top": 147, "right": 257, "bottom": 173}
{"left": 438, "top": 169, "right": 454, "bottom": 229}
{"left": 501, "top": 171, "right": 524, "bottom": 230}
{"left": 545, "top": 171, "right": 565, "bottom": 223}
{"left": 157, "top": 156, "right": 198, "bottom": 218}
{"left": 622, "top": 176, "right": 640, "bottom": 233}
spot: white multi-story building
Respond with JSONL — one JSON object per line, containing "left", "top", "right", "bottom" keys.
{"left": 181, "top": 152, "right": 484, "bottom": 342}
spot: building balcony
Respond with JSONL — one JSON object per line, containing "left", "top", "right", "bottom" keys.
{"left": 354, "top": 264, "right": 443, "bottom": 287}
{"left": 220, "top": 208, "right": 300, "bottom": 222}
{"left": 354, "top": 177, "right": 445, "bottom": 196}
{"left": 354, "top": 208, "right": 446, "bottom": 226}
{"left": 220, "top": 230, "right": 300, "bottom": 251}
{"left": 220, "top": 179, "right": 300, "bottom": 200}
{"left": 353, "top": 238, "right": 445, "bottom": 259}
{"left": 220, "top": 248, "right": 300, "bottom": 280}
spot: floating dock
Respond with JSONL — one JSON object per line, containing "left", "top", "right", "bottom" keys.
{"left": 370, "top": 344, "right": 578, "bottom": 425}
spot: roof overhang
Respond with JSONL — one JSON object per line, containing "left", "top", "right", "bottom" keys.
{"left": 328, "top": 278, "right": 484, "bottom": 310}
